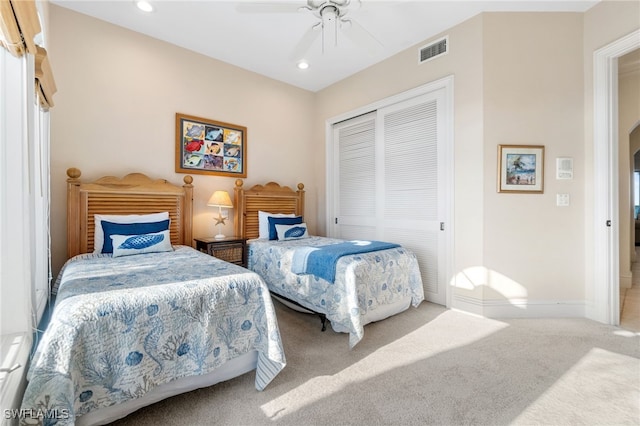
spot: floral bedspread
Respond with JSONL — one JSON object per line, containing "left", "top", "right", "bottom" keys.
{"left": 248, "top": 237, "right": 424, "bottom": 348}
{"left": 21, "top": 246, "right": 286, "bottom": 425}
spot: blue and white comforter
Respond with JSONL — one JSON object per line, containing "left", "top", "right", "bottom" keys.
{"left": 248, "top": 237, "right": 424, "bottom": 348}
{"left": 21, "top": 246, "right": 286, "bottom": 425}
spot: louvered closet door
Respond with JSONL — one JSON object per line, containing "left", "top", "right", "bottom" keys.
{"left": 333, "top": 112, "right": 377, "bottom": 240}
{"left": 378, "top": 91, "right": 446, "bottom": 305}
{"left": 332, "top": 91, "right": 446, "bottom": 305}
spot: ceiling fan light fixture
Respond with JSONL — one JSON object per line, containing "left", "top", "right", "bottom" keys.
{"left": 285, "top": 0, "right": 377, "bottom": 58}
{"left": 321, "top": 5, "right": 338, "bottom": 25}
{"left": 320, "top": 5, "right": 339, "bottom": 52}
{"left": 297, "top": 60, "right": 310, "bottom": 70}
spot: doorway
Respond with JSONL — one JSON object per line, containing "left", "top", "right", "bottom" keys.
{"left": 625, "top": 126, "right": 640, "bottom": 332}
{"left": 593, "top": 30, "right": 640, "bottom": 325}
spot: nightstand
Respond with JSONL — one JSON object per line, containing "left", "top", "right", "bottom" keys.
{"left": 194, "top": 236, "right": 247, "bottom": 267}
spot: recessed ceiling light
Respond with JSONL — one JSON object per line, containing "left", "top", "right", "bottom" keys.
{"left": 297, "top": 60, "right": 310, "bottom": 70}
{"left": 135, "top": 1, "right": 153, "bottom": 12}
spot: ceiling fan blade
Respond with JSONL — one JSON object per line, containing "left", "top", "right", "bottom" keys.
{"left": 290, "top": 24, "right": 321, "bottom": 60}
{"left": 236, "top": 2, "right": 306, "bottom": 14}
{"left": 341, "top": 18, "right": 382, "bottom": 55}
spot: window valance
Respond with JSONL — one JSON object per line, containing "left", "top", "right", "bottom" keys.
{"left": 35, "top": 45, "right": 56, "bottom": 109}
{"left": 0, "top": 0, "right": 56, "bottom": 109}
{"left": 0, "top": 0, "right": 40, "bottom": 56}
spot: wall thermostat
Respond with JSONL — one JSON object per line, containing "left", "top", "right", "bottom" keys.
{"left": 556, "top": 157, "right": 573, "bottom": 180}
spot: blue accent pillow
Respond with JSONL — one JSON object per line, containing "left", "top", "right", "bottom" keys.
{"left": 275, "top": 223, "right": 309, "bottom": 241}
{"left": 267, "top": 216, "right": 303, "bottom": 240}
{"left": 101, "top": 219, "right": 170, "bottom": 253}
{"left": 635, "top": 206, "right": 640, "bottom": 219}
{"left": 111, "top": 230, "right": 173, "bottom": 258}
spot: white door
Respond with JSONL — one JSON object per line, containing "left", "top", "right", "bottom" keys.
{"left": 331, "top": 88, "right": 448, "bottom": 305}
{"left": 332, "top": 112, "right": 377, "bottom": 240}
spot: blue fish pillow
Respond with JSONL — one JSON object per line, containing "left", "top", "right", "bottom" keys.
{"left": 110, "top": 230, "right": 173, "bottom": 258}
{"left": 101, "top": 219, "right": 170, "bottom": 253}
{"left": 267, "top": 216, "right": 303, "bottom": 240}
{"left": 274, "top": 222, "right": 309, "bottom": 241}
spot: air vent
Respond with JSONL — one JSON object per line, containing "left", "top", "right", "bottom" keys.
{"left": 419, "top": 36, "right": 448, "bottom": 64}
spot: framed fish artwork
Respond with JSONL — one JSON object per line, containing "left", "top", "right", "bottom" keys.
{"left": 175, "top": 113, "right": 247, "bottom": 177}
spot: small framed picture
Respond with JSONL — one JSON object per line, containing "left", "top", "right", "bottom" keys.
{"left": 497, "top": 145, "right": 544, "bottom": 193}
{"left": 175, "top": 113, "right": 247, "bottom": 178}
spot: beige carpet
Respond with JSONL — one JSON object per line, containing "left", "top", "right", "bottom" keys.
{"left": 112, "top": 301, "right": 640, "bottom": 426}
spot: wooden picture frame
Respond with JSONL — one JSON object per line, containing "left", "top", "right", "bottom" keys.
{"left": 497, "top": 144, "right": 544, "bottom": 193}
{"left": 175, "top": 113, "right": 247, "bottom": 177}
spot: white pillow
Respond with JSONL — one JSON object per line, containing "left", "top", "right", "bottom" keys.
{"left": 275, "top": 223, "right": 309, "bottom": 241}
{"left": 258, "top": 211, "right": 296, "bottom": 239}
{"left": 111, "top": 230, "right": 173, "bottom": 258}
{"left": 94, "top": 212, "right": 169, "bottom": 254}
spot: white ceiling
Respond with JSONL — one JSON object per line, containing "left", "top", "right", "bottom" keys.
{"left": 49, "top": 0, "right": 600, "bottom": 92}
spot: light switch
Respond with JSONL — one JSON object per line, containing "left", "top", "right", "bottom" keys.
{"left": 556, "top": 193, "right": 570, "bottom": 207}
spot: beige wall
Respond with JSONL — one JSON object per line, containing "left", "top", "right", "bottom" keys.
{"left": 48, "top": 5, "right": 317, "bottom": 275}
{"left": 482, "top": 13, "right": 585, "bottom": 302}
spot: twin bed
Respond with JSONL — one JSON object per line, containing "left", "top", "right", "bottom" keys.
{"left": 20, "top": 170, "right": 285, "bottom": 426}
{"left": 233, "top": 180, "right": 424, "bottom": 349}
{"left": 20, "top": 170, "right": 424, "bottom": 425}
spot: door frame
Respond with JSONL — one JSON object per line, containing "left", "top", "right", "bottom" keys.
{"left": 592, "top": 29, "right": 640, "bottom": 325}
{"left": 325, "top": 75, "right": 454, "bottom": 308}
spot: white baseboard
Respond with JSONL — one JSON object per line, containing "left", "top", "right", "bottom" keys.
{"left": 452, "top": 294, "right": 586, "bottom": 318}
{"left": 620, "top": 271, "right": 632, "bottom": 289}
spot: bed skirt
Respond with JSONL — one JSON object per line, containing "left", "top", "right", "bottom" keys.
{"left": 76, "top": 351, "right": 259, "bottom": 426}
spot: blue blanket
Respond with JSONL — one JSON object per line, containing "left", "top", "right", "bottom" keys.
{"left": 291, "top": 240, "right": 400, "bottom": 283}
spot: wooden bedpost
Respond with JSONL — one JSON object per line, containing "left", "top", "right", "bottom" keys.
{"left": 234, "top": 179, "right": 245, "bottom": 238}
{"left": 67, "top": 167, "right": 81, "bottom": 259}
{"left": 297, "top": 183, "right": 305, "bottom": 220}
{"left": 182, "top": 175, "right": 194, "bottom": 247}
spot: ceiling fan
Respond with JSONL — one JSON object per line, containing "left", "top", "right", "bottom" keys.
{"left": 237, "top": 0, "right": 382, "bottom": 60}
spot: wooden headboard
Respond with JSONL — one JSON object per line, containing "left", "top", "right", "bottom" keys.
{"left": 233, "top": 179, "right": 305, "bottom": 240}
{"left": 66, "top": 167, "right": 194, "bottom": 258}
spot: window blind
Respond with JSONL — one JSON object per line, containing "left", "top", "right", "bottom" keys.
{"left": 34, "top": 45, "right": 56, "bottom": 109}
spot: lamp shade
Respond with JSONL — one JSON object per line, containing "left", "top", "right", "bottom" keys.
{"left": 207, "top": 190, "right": 233, "bottom": 208}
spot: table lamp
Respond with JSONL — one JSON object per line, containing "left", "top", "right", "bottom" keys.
{"left": 207, "top": 190, "right": 233, "bottom": 239}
